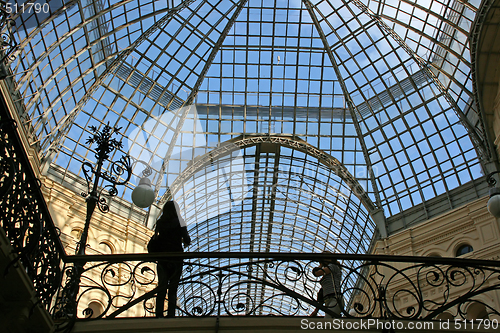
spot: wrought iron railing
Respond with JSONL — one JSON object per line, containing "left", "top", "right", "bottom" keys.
{"left": 0, "top": 116, "right": 66, "bottom": 311}
{"left": 50, "top": 252, "right": 500, "bottom": 325}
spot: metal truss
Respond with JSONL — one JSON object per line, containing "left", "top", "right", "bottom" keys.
{"left": 150, "top": 0, "right": 249, "bottom": 201}
{"left": 347, "top": 0, "right": 490, "bottom": 162}
{"left": 469, "top": 0, "right": 499, "bottom": 166}
{"left": 302, "top": 0, "right": 383, "bottom": 211}
{"left": 39, "top": 0, "right": 197, "bottom": 160}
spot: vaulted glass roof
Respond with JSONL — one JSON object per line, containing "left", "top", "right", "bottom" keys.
{"left": 8, "top": 0, "right": 490, "bottom": 258}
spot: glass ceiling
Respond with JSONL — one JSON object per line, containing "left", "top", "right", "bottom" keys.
{"left": 8, "top": 0, "right": 490, "bottom": 257}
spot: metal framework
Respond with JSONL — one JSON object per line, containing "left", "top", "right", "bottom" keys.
{"left": 0, "top": 0, "right": 493, "bottom": 321}
{"left": 5, "top": 0, "right": 484, "bottom": 226}
{"left": 162, "top": 135, "right": 377, "bottom": 211}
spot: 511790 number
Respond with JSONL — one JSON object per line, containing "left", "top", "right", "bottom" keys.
{"left": 5, "top": 2, "right": 51, "bottom": 15}
{"left": 453, "top": 319, "right": 498, "bottom": 329}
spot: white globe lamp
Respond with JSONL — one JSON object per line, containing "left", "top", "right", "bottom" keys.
{"left": 488, "top": 187, "right": 500, "bottom": 218}
{"left": 131, "top": 177, "right": 155, "bottom": 208}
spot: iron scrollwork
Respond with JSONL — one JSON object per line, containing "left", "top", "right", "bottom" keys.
{"left": 51, "top": 123, "right": 133, "bottom": 332}
{"left": 0, "top": 119, "right": 63, "bottom": 311}
{"left": 6, "top": 241, "right": 499, "bottom": 333}
{"left": 345, "top": 260, "right": 500, "bottom": 320}
{"left": 0, "top": 2, "right": 18, "bottom": 65}
{"left": 80, "top": 124, "right": 132, "bottom": 214}
{"left": 54, "top": 258, "right": 320, "bottom": 320}
{"left": 81, "top": 154, "right": 131, "bottom": 213}
{"left": 51, "top": 254, "right": 500, "bottom": 324}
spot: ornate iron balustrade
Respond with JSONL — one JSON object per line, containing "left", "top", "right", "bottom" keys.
{"left": 0, "top": 117, "right": 66, "bottom": 311}
{"left": 50, "top": 252, "right": 500, "bottom": 329}
{"left": 0, "top": 1, "right": 18, "bottom": 66}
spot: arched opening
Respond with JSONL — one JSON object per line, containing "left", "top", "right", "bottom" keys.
{"left": 456, "top": 244, "right": 473, "bottom": 257}
{"left": 87, "top": 301, "right": 104, "bottom": 319}
{"left": 70, "top": 228, "right": 82, "bottom": 240}
{"left": 98, "top": 241, "right": 114, "bottom": 254}
{"left": 467, "top": 302, "right": 489, "bottom": 320}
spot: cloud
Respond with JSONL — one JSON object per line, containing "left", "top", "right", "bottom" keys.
{"left": 126, "top": 105, "right": 250, "bottom": 225}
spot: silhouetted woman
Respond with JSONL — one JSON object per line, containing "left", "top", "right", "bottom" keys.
{"left": 155, "top": 201, "right": 191, "bottom": 318}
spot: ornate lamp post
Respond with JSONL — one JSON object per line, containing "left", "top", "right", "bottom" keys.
{"left": 76, "top": 124, "right": 132, "bottom": 255}
{"left": 53, "top": 124, "right": 132, "bottom": 331}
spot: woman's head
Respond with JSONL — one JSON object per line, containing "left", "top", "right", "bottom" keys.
{"left": 161, "top": 201, "right": 180, "bottom": 220}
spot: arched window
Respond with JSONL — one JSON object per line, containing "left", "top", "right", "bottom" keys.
{"left": 99, "top": 241, "right": 114, "bottom": 254}
{"left": 456, "top": 244, "right": 473, "bottom": 257}
{"left": 70, "top": 228, "right": 82, "bottom": 239}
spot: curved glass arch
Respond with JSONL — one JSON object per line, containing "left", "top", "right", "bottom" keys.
{"left": 174, "top": 145, "right": 374, "bottom": 254}
{"left": 173, "top": 143, "right": 373, "bottom": 314}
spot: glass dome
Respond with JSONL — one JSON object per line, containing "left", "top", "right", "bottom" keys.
{"left": 7, "top": 0, "right": 490, "bottom": 256}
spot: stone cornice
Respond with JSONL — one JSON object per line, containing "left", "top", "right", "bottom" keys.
{"left": 383, "top": 197, "right": 491, "bottom": 255}
{"left": 410, "top": 222, "right": 476, "bottom": 250}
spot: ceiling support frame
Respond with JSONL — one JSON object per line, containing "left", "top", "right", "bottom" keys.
{"left": 348, "top": 0, "right": 490, "bottom": 163}
{"left": 39, "top": 0, "right": 197, "bottom": 162}
{"left": 303, "top": 0, "right": 387, "bottom": 236}
{"left": 302, "top": 0, "right": 385, "bottom": 220}
{"left": 149, "top": 0, "right": 249, "bottom": 198}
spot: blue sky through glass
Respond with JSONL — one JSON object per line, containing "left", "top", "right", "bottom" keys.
{"left": 9, "top": 0, "right": 485, "bottom": 255}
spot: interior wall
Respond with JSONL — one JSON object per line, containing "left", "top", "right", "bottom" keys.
{"left": 40, "top": 178, "right": 153, "bottom": 256}
{"left": 372, "top": 195, "right": 500, "bottom": 320}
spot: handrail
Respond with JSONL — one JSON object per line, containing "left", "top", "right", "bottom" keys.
{"left": 65, "top": 251, "right": 500, "bottom": 267}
